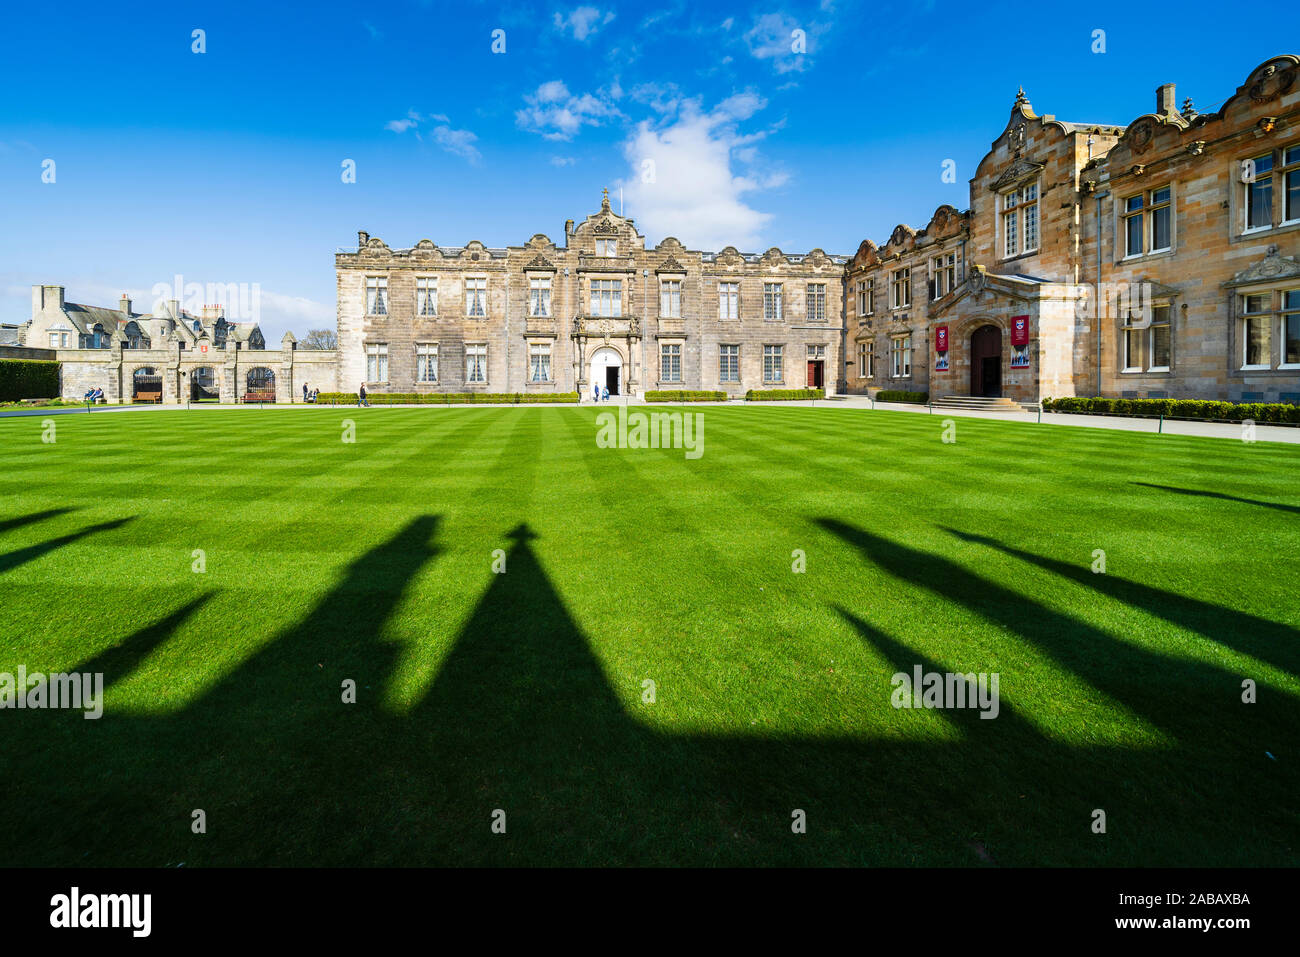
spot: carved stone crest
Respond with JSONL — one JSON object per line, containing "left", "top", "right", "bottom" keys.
{"left": 1250, "top": 63, "right": 1296, "bottom": 104}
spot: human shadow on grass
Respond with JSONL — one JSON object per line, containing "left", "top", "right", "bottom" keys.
{"left": 0, "top": 507, "right": 76, "bottom": 536}
{"left": 941, "top": 527, "right": 1300, "bottom": 679}
{"left": 0, "top": 517, "right": 134, "bottom": 575}
{"left": 1131, "top": 482, "right": 1300, "bottom": 515}
{"left": 3, "top": 515, "right": 1298, "bottom": 866}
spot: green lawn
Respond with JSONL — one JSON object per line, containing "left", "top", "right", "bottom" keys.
{"left": 1, "top": 405, "right": 1297, "bottom": 866}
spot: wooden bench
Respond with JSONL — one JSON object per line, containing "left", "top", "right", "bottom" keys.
{"left": 135, "top": 390, "right": 162, "bottom": 404}
{"left": 243, "top": 391, "right": 276, "bottom": 404}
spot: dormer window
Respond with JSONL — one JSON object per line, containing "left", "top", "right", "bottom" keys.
{"left": 596, "top": 239, "right": 617, "bottom": 257}
{"left": 1001, "top": 181, "right": 1039, "bottom": 258}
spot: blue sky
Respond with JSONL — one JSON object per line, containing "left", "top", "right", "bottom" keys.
{"left": 0, "top": 0, "right": 1282, "bottom": 342}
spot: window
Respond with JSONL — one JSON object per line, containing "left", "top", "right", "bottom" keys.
{"left": 763, "top": 283, "right": 783, "bottom": 320}
{"left": 365, "top": 277, "right": 388, "bottom": 315}
{"left": 858, "top": 340, "right": 875, "bottom": 378}
{"left": 660, "top": 280, "right": 682, "bottom": 318}
{"left": 466, "top": 343, "right": 487, "bottom": 383}
{"left": 763, "top": 345, "right": 783, "bottom": 383}
{"left": 529, "top": 277, "right": 551, "bottom": 317}
{"left": 48, "top": 331, "right": 69, "bottom": 348}
{"left": 1283, "top": 290, "right": 1300, "bottom": 367}
{"left": 1123, "top": 186, "right": 1173, "bottom": 257}
{"left": 591, "top": 279, "right": 622, "bottom": 317}
{"left": 719, "top": 344, "right": 739, "bottom": 382}
{"left": 1148, "top": 305, "right": 1171, "bottom": 371}
{"left": 416, "top": 343, "right": 438, "bottom": 382}
{"left": 1121, "top": 314, "right": 1142, "bottom": 371}
{"left": 890, "top": 336, "right": 911, "bottom": 377}
{"left": 930, "top": 252, "right": 957, "bottom": 300}
{"left": 719, "top": 282, "right": 739, "bottom": 319}
{"left": 1245, "top": 152, "right": 1274, "bottom": 231}
{"left": 660, "top": 343, "right": 682, "bottom": 382}
{"left": 1287, "top": 146, "right": 1300, "bottom": 225}
{"left": 807, "top": 283, "right": 826, "bottom": 321}
{"left": 856, "top": 281, "right": 867, "bottom": 316}
{"left": 465, "top": 277, "right": 487, "bottom": 317}
{"left": 890, "top": 268, "right": 910, "bottom": 309}
{"left": 417, "top": 277, "right": 438, "bottom": 316}
{"left": 365, "top": 342, "right": 388, "bottom": 382}
{"left": 595, "top": 239, "right": 617, "bottom": 257}
{"left": 864, "top": 278, "right": 875, "bottom": 315}
{"left": 1002, "top": 181, "right": 1039, "bottom": 257}
{"left": 529, "top": 342, "right": 551, "bottom": 382}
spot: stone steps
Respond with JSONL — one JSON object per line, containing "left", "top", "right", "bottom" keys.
{"left": 932, "top": 395, "right": 1027, "bottom": 412}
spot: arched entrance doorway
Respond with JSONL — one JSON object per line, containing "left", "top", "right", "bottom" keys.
{"left": 246, "top": 367, "right": 276, "bottom": 403}
{"left": 969, "top": 325, "right": 1002, "bottom": 397}
{"left": 132, "top": 367, "right": 162, "bottom": 403}
{"left": 589, "top": 347, "right": 623, "bottom": 397}
{"left": 191, "top": 366, "right": 217, "bottom": 401}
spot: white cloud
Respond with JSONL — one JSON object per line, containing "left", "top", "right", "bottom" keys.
{"left": 550, "top": 156, "right": 577, "bottom": 167}
{"left": 618, "top": 94, "right": 785, "bottom": 251}
{"left": 744, "top": 12, "right": 821, "bottom": 74}
{"left": 553, "top": 7, "right": 615, "bottom": 42}
{"left": 384, "top": 111, "right": 481, "bottom": 163}
{"left": 515, "top": 81, "right": 621, "bottom": 141}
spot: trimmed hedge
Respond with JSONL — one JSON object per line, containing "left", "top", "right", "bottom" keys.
{"left": 315, "top": 392, "right": 579, "bottom": 405}
{"left": 645, "top": 390, "right": 727, "bottom": 402}
{"left": 1042, "top": 396, "right": 1300, "bottom": 424}
{"left": 0, "top": 359, "right": 60, "bottom": 402}
{"left": 744, "top": 389, "right": 822, "bottom": 401}
{"left": 875, "top": 390, "right": 929, "bottom": 404}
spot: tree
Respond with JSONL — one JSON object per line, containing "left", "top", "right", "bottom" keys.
{"left": 300, "top": 328, "right": 338, "bottom": 350}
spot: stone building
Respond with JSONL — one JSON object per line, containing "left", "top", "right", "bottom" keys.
{"left": 336, "top": 190, "right": 848, "bottom": 398}
{"left": 844, "top": 53, "right": 1300, "bottom": 404}
{"left": 16, "top": 284, "right": 338, "bottom": 403}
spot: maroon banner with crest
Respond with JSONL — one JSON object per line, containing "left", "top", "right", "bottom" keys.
{"left": 935, "top": 325, "right": 949, "bottom": 352}
{"left": 1011, "top": 315, "right": 1030, "bottom": 347}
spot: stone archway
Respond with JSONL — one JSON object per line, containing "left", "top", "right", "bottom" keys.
{"left": 969, "top": 324, "right": 1002, "bottom": 397}
{"left": 589, "top": 346, "right": 623, "bottom": 397}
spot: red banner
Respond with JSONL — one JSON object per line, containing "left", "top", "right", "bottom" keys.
{"left": 935, "top": 325, "right": 949, "bottom": 352}
{"left": 1011, "top": 315, "right": 1030, "bottom": 347}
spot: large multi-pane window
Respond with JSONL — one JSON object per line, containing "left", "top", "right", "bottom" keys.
{"left": 660, "top": 343, "right": 682, "bottom": 382}
{"left": 529, "top": 343, "right": 551, "bottom": 382}
{"left": 466, "top": 343, "right": 487, "bottom": 382}
{"left": 930, "top": 252, "right": 957, "bottom": 300}
{"left": 890, "top": 268, "right": 910, "bottom": 309}
{"left": 660, "top": 280, "right": 682, "bottom": 318}
{"left": 1123, "top": 186, "right": 1173, "bottom": 257}
{"left": 763, "top": 344, "right": 783, "bottom": 383}
{"left": 365, "top": 277, "right": 388, "bottom": 315}
{"left": 595, "top": 239, "right": 617, "bottom": 257}
{"left": 1282, "top": 289, "right": 1300, "bottom": 367}
{"left": 1002, "top": 181, "right": 1039, "bottom": 257}
{"left": 417, "top": 277, "right": 438, "bottom": 316}
{"left": 719, "top": 344, "right": 739, "bottom": 382}
{"left": 858, "top": 340, "right": 874, "bottom": 378}
{"left": 591, "top": 279, "right": 622, "bottom": 317}
{"left": 1243, "top": 145, "right": 1300, "bottom": 231}
{"left": 529, "top": 277, "right": 551, "bottom": 317}
{"left": 1149, "top": 305, "right": 1172, "bottom": 371}
{"left": 763, "top": 283, "right": 783, "bottom": 320}
{"left": 806, "top": 283, "right": 827, "bottom": 322}
{"left": 1241, "top": 293, "right": 1270, "bottom": 368}
{"left": 365, "top": 342, "right": 388, "bottom": 382}
{"left": 465, "top": 277, "right": 487, "bottom": 317}
{"left": 416, "top": 343, "right": 438, "bottom": 382}
{"left": 890, "top": 336, "right": 911, "bottom": 377}
{"left": 719, "top": 282, "right": 739, "bottom": 319}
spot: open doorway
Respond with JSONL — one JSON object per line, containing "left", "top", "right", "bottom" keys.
{"left": 969, "top": 325, "right": 1002, "bottom": 397}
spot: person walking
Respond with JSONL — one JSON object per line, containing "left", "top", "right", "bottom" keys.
{"left": 358, "top": 384, "right": 368, "bottom": 408}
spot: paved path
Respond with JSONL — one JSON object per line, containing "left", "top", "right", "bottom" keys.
{"left": 3, "top": 395, "right": 1296, "bottom": 444}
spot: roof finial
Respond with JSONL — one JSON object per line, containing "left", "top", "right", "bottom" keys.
{"left": 601, "top": 186, "right": 610, "bottom": 211}
{"left": 1015, "top": 86, "right": 1028, "bottom": 106}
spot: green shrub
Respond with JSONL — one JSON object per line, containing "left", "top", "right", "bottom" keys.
{"left": 645, "top": 390, "right": 728, "bottom": 402}
{"left": 1041, "top": 396, "right": 1300, "bottom": 423}
{"left": 313, "top": 392, "right": 579, "bottom": 405}
{"left": 874, "top": 390, "right": 929, "bottom": 404}
{"left": 743, "top": 389, "right": 822, "bottom": 401}
{"left": 0, "top": 359, "right": 60, "bottom": 402}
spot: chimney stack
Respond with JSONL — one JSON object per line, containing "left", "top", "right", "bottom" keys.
{"left": 1156, "top": 83, "right": 1177, "bottom": 117}
{"left": 170, "top": 299, "right": 181, "bottom": 320}
{"left": 358, "top": 230, "right": 369, "bottom": 247}
{"left": 33, "top": 284, "right": 65, "bottom": 318}
{"left": 120, "top": 294, "right": 132, "bottom": 315}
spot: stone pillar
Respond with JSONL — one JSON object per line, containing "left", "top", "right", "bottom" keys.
{"left": 222, "top": 343, "right": 239, "bottom": 404}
